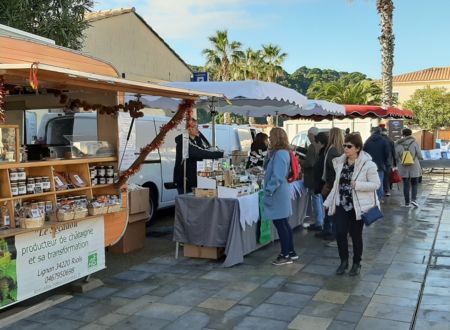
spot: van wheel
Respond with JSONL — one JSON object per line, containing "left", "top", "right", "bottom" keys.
{"left": 147, "top": 190, "right": 157, "bottom": 225}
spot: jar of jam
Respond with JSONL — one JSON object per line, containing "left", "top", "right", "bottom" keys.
{"left": 96, "top": 166, "right": 105, "bottom": 177}
{"left": 106, "top": 166, "right": 114, "bottom": 177}
{"left": 38, "top": 201, "right": 46, "bottom": 215}
{"left": 9, "top": 169, "right": 18, "bottom": 183}
{"left": 17, "top": 168, "right": 26, "bottom": 181}
{"left": 11, "top": 183, "right": 19, "bottom": 196}
{"left": 26, "top": 178, "right": 35, "bottom": 194}
{"left": 98, "top": 176, "right": 106, "bottom": 185}
{"left": 18, "top": 181, "right": 27, "bottom": 195}
{"left": 45, "top": 201, "right": 53, "bottom": 213}
{"left": 90, "top": 166, "right": 97, "bottom": 178}
{"left": 106, "top": 176, "right": 114, "bottom": 184}
{"left": 91, "top": 177, "right": 98, "bottom": 186}
{"left": 34, "top": 177, "right": 43, "bottom": 193}
{"left": 42, "top": 176, "right": 51, "bottom": 192}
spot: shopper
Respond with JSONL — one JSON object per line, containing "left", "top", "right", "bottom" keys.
{"left": 316, "top": 127, "right": 344, "bottom": 240}
{"left": 311, "top": 132, "right": 329, "bottom": 230}
{"left": 299, "top": 127, "right": 322, "bottom": 231}
{"left": 174, "top": 118, "right": 224, "bottom": 194}
{"left": 264, "top": 127, "right": 297, "bottom": 265}
{"left": 380, "top": 127, "right": 397, "bottom": 196}
{"left": 395, "top": 128, "right": 423, "bottom": 207}
{"left": 363, "top": 127, "right": 389, "bottom": 201}
{"left": 324, "top": 133, "right": 380, "bottom": 276}
{"left": 246, "top": 132, "right": 269, "bottom": 169}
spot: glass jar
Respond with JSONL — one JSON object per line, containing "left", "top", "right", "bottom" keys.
{"left": 18, "top": 181, "right": 27, "bottom": 195}
{"left": 9, "top": 169, "right": 18, "bottom": 183}
{"left": 91, "top": 177, "right": 98, "bottom": 186}
{"left": 34, "top": 177, "right": 43, "bottom": 193}
{"left": 106, "top": 176, "right": 114, "bottom": 184}
{"left": 26, "top": 178, "right": 35, "bottom": 194}
{"left": 17, "top": 168, "right": 26, "bottom": 181}
{"left": 11, "top": 183, "right": 19, "bottom": 196}
{"left": 45, "top": 201, "right": 53, "bottom": 214}
{"left": 42, "top": 177, "right": 51, "bottom": 192}
{"left": 98, "top": 176, "right": 106, "bottom": 185}
{"left": 90, "top": 166, "right": 97, "bottom": 178}
{"left": 38, "top": 201, "right": 46, "bottom": 215}
{"left": 106, "top": 166, "right": 114, "bottom": 177}
{"left": 96, "top": 166, "right": 105, "bottom": 177}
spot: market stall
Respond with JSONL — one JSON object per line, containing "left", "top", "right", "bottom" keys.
{"left": 344, "top": 104, "right": 414, "bottom": 119}
{"left": 0, "top": 36, "right": 221, "bottom": 309}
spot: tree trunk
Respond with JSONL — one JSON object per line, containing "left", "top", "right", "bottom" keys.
{"left": 377, "top": 0, "right": 395, "bottom": 108}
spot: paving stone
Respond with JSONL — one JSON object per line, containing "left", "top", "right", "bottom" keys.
{"left": 335, "top": 310, "right": 362, "bottom": 323}
{"left": 198, "top": 298, "right": 237, "bottom": 311}
{"left": 114, "top": 295, "right": 161, "bottom": 315}
{"left": 135, "top": 302, "right": 191, "bottom": 321}
{"left": 201, "top": 270, "right": 244, "bottom": 282}
{"left": 96, "top": 312, "right": 129, "bottom": 326}
{"left": 249, "top": 303, "right": 300, "bottom": 322}
{"left": 327, "top": 320, "right": 357, "bottom": 330}
{"left": 7, "top": 320, "right": 44, "bottom": 330}
{"left": 38, "top": 319, "right": 85, "bottom": 330}
{"left": 150, "top": 283, "right": 182, "bottom": 297}
{"left": 113, "top": 270, "right": 152, "bottom": 282}
{"left": 28, "top": 306, "right": 74, "bottom": 324}
{"left": 414, "top": 318, "right": 450, "bottom": 330}
{"left": 351, "top": 281, "right": 379, "bottom": 297}
{"left": 355, "top": 316, "right": 410, "bottom": 330}
{"left": 313, "top": 289, "right": 349, "bottom": 304}
{"left": 363, "top": 301, "right": 415, "bottom": 323}
{"left": 266, "top": 291, "right": 311, "bottom": 308}
{"left": 212, "top": 287, "right": 251, "bottom": 300}
{"left": 63, "top": 303, "right": 118, "bottom": 323}
{"left": 300, "top": 300, "right": 342, "bottom": 318}
{"left": 109, "top": 315, "right": 169, "bottom": 330}
{"left": 148, "top": 255, "right": 180, "bottom": 265}
{"left": 281, "top": 283, "right": 321, "bottom": 295}
{"left": 423, "top": 286, "right": 450, "bottom": 296}
{"left": 375, "top": 284, "right": 420, "bottom": 299}
{"left": 160, "top": 287, "right": 216, "bottom": 306}
{"left": 78, "top": 324, "right": 109, "bottom": 330}
{"left": 289, "top": 272, "right": 327, "bottom": 286}
{"left": 288, "top": 314, "right": 332, "bottom": 330}
{"left": 130, "top": 262, "right": 171, "bottom": 273}
{"left": 416, "top": 308, "right": 450, "bottom": 323}
{"left": 234, "top": 316, "right": 288, "bottom": 330}
{"left": 261, "top": 276, "right": 288, "bottom": 288}
{"left": 342, "top": 295, "right": 371, "bottom": 313}
{"left": 371, "top": 294, "right": 418, "bottom": 308}
{"left": 83, "top": 287, "right": 119, "bottom": 299}
{"left": 239, "top": 288, "right": 277, "bottom": 307}
{"left": 164, "top": 310, "right": 210, "bottom": 330}
{"left": 58, "top": 296, "right": 97, "bottom": 310}
{"left": 378, "top": 278, "right": 422, "bottom": 290}
{"left": 114, "top": 283, "right": 159, "bottom": 299}
{"left": 220, "top": 305, "right": 253, "bottom": 325}
{"left": 302, "top": 264, "right": 336, "bottom": 276}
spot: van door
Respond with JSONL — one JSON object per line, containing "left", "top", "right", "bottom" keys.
{"left": 237, "top": 128, "right": 252, "bottom": 153}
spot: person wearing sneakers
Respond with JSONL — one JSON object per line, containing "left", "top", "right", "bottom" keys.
{"left": 323, "top": 133, "right": 380, "bottom": 276}
{"left": 395, "top": 128, "right": 423, "bottom": 207}
{"left": 264, "top": 127, "right": 298, "bottom": 265}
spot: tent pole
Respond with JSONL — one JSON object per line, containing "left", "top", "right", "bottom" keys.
{"left": 209, "top": 97, "right": 217, "bottom": 148}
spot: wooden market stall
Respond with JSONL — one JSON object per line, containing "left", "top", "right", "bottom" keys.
{"left": 0, "top": 35, "right": 221, "bottom": 309}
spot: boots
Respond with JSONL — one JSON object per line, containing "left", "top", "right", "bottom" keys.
{"left": 349, "top": 263, "right": 361, "bottom": 276}
{"left": 335, "top": 259, "right": 349, "bottom": 275}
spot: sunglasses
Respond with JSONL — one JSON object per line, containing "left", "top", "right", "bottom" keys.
{"left": 343, "top": 144, "right": 354, "bottom": 149}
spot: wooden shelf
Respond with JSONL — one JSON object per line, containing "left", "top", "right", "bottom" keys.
{"left": 11, "top": 191, "right": 55, "bottom": 200}
{"left": 55, "top": 187, "right": 91, "bottom": 195}
{"left": 0, "top": 156, "right": 118, "bottom": 170}
{"left": 0, "top": 208, "right": 127, "bottom": 239}
{"left": 91, "top": 184, "right": 115, "bottom": 189}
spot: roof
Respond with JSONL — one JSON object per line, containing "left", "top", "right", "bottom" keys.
{"left": 85, "top": 8, "right": 192, "bottom": 73}
{"left": 393, "top": 67, "right": 450, "bottom": 83}
{"left": 345, "top": 105, "right": 414, "bottom": 119}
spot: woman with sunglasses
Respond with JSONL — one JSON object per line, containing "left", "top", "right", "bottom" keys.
{"left": 323, "top": 133, "right": 380, "bottom": 276}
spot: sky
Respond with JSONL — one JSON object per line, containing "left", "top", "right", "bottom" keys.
{"left": 93, "top": 0, "right": 450, "bottom": 79}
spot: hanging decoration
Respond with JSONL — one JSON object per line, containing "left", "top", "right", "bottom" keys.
{"left": 29, "top": 62, "right": 39, "bottom": 91}
{"left": 0, "top": 76, "right": 6, "bottom": 123}
{"left": 115, "top": 99, "right": 195, "bottom": 187}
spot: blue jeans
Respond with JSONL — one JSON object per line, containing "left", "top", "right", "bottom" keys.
{"left": 273, "top": 218, "right": 294, "bottom": 256}
{"left": 312, "top": 193, "right": 324, "bottom": 227}
{"left": 377, "top": 171, "right": 384, "bottom": 200}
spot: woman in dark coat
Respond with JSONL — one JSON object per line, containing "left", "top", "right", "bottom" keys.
{"left": 246, "top": 133, "right": 269, "bottom": 169}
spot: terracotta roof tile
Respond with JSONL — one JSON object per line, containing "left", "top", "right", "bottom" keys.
{"left": 85, "top": 8, "right": 135, "bottom": 22}
{"left": 393, "top": 67, "right": 450, "bottom": 83}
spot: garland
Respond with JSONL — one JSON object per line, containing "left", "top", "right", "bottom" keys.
{"left": 0, "top": 76, "right": 5, "bottom": 123}
{"left": 115, "top": 99, "right": 194, "bottom": 187}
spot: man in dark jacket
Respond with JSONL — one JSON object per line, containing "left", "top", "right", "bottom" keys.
{"left": 363, "top": 127, "right": 390, "bottom": 200}
{"left": 381, "top": 127, "right": 396, "bottom": 196}
{"left": 174, "top": 119, "right": 224, "bottom": 194}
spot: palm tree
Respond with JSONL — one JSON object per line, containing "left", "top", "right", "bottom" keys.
{"left": 234, "top": 48, "right": 265, "bottom": 80}
{"left": 377, "top": 0, "right": 395, "bottom": 107}
{"left": 261, "top": 44, "right": 287, "bottom": 82}
{"left": 310, "top": 80, "right": 382, "bottom": 105}
{"left": 202, "top": 30, "right": 243, "bottom": 81}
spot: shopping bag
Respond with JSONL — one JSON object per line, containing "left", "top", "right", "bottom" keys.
{"left": 390, "top": 168, "right": 402, "bottom": 184}
{"left": 258, "top": 191, "right": 272, "bottom": 245}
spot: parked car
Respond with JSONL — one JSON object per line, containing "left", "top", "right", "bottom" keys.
{"left": 290, "top": 128, "right": 329, "bottom": 149}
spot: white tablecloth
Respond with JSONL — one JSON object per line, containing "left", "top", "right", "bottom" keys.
{"left": 237, "top": 192, "right": 260, "bottom": 230}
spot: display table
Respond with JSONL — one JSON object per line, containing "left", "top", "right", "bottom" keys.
{"left": 420, "top": 159, "right": 450, "bottom": 168}
{"left": 173, "top": 185, "right": 307, "bottom": 267}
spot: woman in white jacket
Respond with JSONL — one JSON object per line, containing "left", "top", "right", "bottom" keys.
{"left": 323, "top": 133, "right": 380, "bottom": 276}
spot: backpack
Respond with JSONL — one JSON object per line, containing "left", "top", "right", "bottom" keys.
{"left": 401, "top": 141, "right": 415, "bottom": 166}
{"left": 287, "top": 150, "right": 301, "bottom": 183}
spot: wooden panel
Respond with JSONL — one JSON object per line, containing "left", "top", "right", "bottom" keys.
{"left": 104, "top": 210, "right": 128, "bottom": 246}
{"left": 0, "top": 169, "right": 11, "bottom": 199}
{"left": 0, "top": 157, "right": 117, "bottom": 170}
{"left": 0, "top": 36, "right": 118, "bottom": 77}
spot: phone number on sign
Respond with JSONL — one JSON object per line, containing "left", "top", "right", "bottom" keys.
{"left": 45, "top": 267, "right": 75, "bottom": 284}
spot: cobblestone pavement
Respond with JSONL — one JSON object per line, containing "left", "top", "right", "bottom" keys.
{"left": 5, "top": 176, "right": 450, "bottom": 330}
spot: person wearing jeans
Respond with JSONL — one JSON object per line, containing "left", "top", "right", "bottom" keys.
{"left": 272, "top": 218, "right": 294, "bottom": 259}
{"left": 377, "top": 170, "right": 384, "bottom": 200}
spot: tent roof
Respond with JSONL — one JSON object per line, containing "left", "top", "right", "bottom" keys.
{"left": 345, "top": 105, "right": 414, "bottom": 119}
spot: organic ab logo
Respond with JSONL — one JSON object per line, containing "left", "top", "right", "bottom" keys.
{"left": 88, "top": 253, "right": 97, "bottom": 268}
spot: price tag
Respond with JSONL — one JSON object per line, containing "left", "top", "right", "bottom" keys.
{"left": 55, "top": 176, "right": 64, "bottom": 187}
{"left": 2, "top": 216, "right": 10, "bottom": 226}
{"left": 74, "top": 174, "right": 84, "bottom": 185}
{"left": 30, "top": 209, "right": 40, "bottom": 218}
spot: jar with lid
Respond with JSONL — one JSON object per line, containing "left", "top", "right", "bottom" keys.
{"left": 45, "top": 201, "right": 53, "bottom": 214}
{"left": 90, "top": 166, "right": 97, "bottom": 178}
{"left": 0, "top": 204, "right": 10, "bottom": 227}
{"left": 18, "top": 181, "right": 27, "bottom": 195}
{"left": 42, "top": 177, "right": 51, "bottom": 192}
{"left": 9, "top": 169, "right": 18, "bottom": 183}
{"left": 11, "top": 183, "right": 19, "bottom": 196}
{"left": 98, "top": 176, "right": 106, "bottom": 185}
{"left": 106, "top": 176, "right": 114, "bottom": 184}
{"left": 26, "top": 178, "right": 35, "bottom": 194}
{"left": 17, "top": 168, "right": 26, "bottom": 181}
{"left": 38, "top": 202, "right": 46, "bottom": 215}
{"left": 96, "top": 166, "right": 105, "bottom": 177}
{"left": 34, "top": 177, "right": 43, "bottom": 193}
{"left": 91, "top": 177, "right": 98, "bottom": 186}
{"left": 106, "top": 165, "right": 114, "bottom": 177}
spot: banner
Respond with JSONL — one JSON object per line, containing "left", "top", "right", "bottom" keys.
{"left": 0, "top": 217, "right": 105, "bottom": 309}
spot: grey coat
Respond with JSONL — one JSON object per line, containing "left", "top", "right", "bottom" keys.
{"left": 395, "top": 136, "right": 423, "bottom": 178}
{"left": 300, "top": 143, "right": 319, "bottom": 189}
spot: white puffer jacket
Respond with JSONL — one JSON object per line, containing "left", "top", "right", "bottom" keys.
{"left": 323, "top": 151, "right": 380, "bottom": 220}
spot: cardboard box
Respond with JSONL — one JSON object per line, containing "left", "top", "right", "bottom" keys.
{"left": 109, "top": 219, "right": 146, "bottom": 254}
{"left": 128, "top": 211, "right": 149, "bottom": 224}
{"left": 128, "top": 188, "right": 150, "bottom": 215}
{"left": 194, "top": 188, "right": 217, "bottom": 198}
{"left": 183, "top": 244, "right": 224, "bottom": 259}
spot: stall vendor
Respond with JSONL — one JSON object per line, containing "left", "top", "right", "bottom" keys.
{"left": 174, "top": 119, "right": 224, "bottom": 194}
{"left": 246, "top": 132, "right": 269, "bottom": 169}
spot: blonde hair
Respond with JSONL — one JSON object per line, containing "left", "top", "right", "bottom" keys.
{"left": 269, "top": 127, "right": 290, "bottom": 150}
{"left": 327, "top": 127, "right": 344, "bottom": 154}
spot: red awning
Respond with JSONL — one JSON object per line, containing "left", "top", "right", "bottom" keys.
{"left": 345, "top": 105, "right": 414, "bottom": 119}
